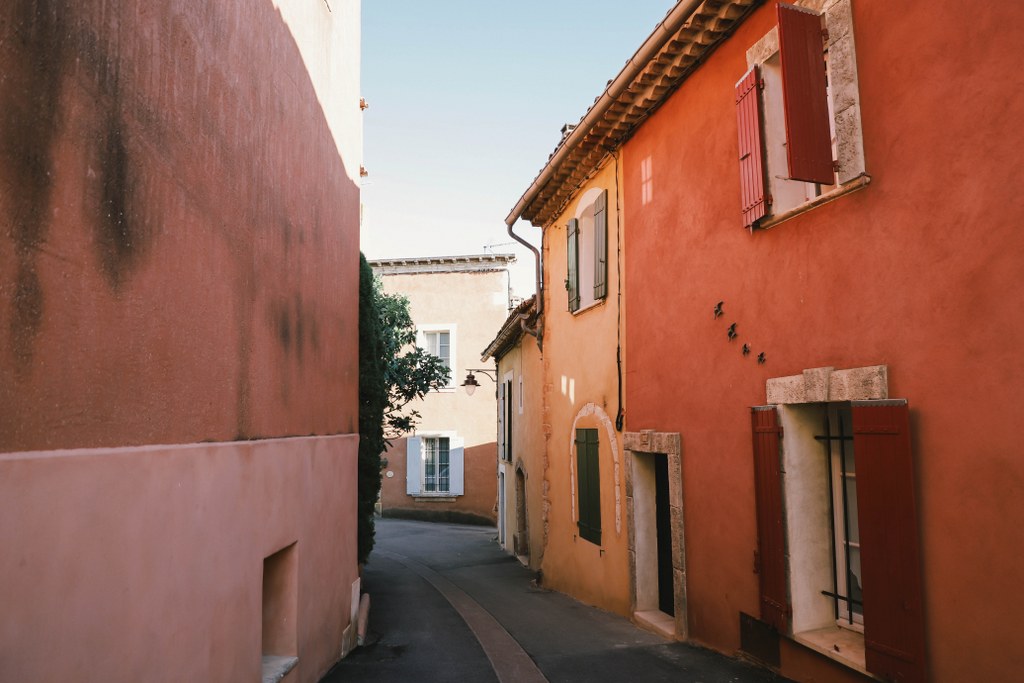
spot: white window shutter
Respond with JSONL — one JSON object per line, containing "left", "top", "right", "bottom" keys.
{"left": 406, "top": 437, "right": 422, "bottom": 495}
{"left": 449, "top": 436, "right": 465, "bottom": 495}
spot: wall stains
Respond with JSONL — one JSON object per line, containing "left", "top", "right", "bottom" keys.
{"left": 94, "top": 104, "right": 138, "bottom": 289}
{"left": 3, "top": 0, "right": 66, "bottom": 372}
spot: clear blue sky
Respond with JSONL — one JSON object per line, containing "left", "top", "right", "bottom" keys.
{"left": 360, "top": 0, "right": 676, "bottom": 297}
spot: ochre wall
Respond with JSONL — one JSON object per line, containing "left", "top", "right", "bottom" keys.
{"left": 539, "top": 160, "right": 631, "bottom": 616}
{"left": 496, "top": 332, "right": 545, "bottom": 570}
{"left": 0, "top": 0, "right": 360, "bottom": 451}
{"left": 623, "top": 1, "right": 1024, "bottom": 681}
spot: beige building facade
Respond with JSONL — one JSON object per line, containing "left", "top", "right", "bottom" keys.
{"left": 372, "top": 255, "right": 514, "bottom": 524}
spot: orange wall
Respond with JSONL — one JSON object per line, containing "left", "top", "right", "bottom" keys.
{"left": 623, "top": 1, "right": 1024, "bottom": 680}
{"left": 0, "top": 0, "right": 359, "bottom": 451}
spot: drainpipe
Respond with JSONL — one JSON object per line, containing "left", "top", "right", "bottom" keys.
{"left": 506, "top": 221, "right": 542, "bottom": 345}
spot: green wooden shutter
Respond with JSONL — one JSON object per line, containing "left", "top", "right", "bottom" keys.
{"left": 566, "top": 218, "right": 580, "bottom": 312}
{"left": 576, "top": 428, "right": 601, "bottom": 545}
{"left": 593, "top": 190, "right": 608, "bottom": 300}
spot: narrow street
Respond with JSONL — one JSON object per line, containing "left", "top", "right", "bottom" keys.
{"left": 321, "top": 519, "right": 787, "bottom": 683}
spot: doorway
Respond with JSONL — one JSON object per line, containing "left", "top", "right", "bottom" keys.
{"left": 625, "top": 430, "right": 687, "bottom": 639}
{"left": 654, "top": 454, "right": 673, "bottom": 615}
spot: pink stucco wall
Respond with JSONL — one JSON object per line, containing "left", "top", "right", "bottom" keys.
{"left": 0, "top": 1, "right": 361, "bottom": 680}
{"left": 0, "top": 0, "right": 359, "bottom": 450}
{"left": 0, "top": 436, "right": 359, "bottom": 682}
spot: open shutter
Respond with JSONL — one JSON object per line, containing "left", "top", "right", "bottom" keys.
{"left": 751, "top": 406, "right": 789, "bottom": 631}
{"left": 406, "top": 437, "right": 422, "bottom": 495}
{"left": 593, "top": 190, "right": 608, "bottom": 300}
{"left": 778, "top": 3, "right": 834, "bottom": 184}
{"left": 736, "top": 65, "right": 768, "bottom": 229}
{"left": 566, "top": 218, "right": 580, "bottom": 312}
{"left": 449, "top": 436, "right": 465, "bottom": 496}
{"left": 852, "top": 401, "right": 928, "bottom": 683}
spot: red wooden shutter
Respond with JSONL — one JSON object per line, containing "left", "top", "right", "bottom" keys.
{"left": 852, "top": 401, "right": 928, "bottom": 683}
{"left": 736, "top": 66, "right": 768, "bottom": 229}
{"left": 593, "top": 190, "right": 608, "bottom": 300}
{"left": 751, "top": 406, "right": 789, "bottom": 631}
{"left": 777, "top": 3, "right": 834, "bottom": 184}
{"left": 566, "top": 218, "right": 580, "bottom": 312}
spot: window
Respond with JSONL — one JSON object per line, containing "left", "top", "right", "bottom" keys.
{"left": 818, "top": 404, "right": 862, "bottom": 628}
{"left": 406, "top": 434, "right": 465, "bottom": 496}
{"left": 575, "top": 428, "right": 601, "bottom": 545}
{"left": 565, "top": 188, "right": 608, "bottom": 312}
{"left": 423, "top": 437, "right": 450, "bottom": 493}
{"left": 498, "top": 376, "right": 513, "bottom": 462}
{"left": 751, "top": 399, "right": 927, "bottom": 681}
{"left": 418, "top": 324, "right": 456, "bottom": 388}
{"left": 735, "top": 0, "right": 866, "bottom": 230}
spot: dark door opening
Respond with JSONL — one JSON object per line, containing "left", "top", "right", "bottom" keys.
{"left": 654, "top": 453, "right": 674, "bottom": 616}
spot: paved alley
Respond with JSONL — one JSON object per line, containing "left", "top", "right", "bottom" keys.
{"left": 321, "top": 519, "right": 787, "bottom": 683}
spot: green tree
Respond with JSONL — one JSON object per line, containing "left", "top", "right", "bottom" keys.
{"left": 358, "top": 254, "right": 450, "bottom": 563}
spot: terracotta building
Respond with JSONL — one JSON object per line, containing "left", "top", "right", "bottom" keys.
{"left": 0, "top": 2, "right": 362, "bottom": 681}
{"left": 372, "top": 254, "right": 514, "bottom": 525}
{"left": 504, "top": 1, "right": 1024, "bottom": 682}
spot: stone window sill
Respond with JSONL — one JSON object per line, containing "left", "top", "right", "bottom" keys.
{"left": 262, "top": 655, "right": 298, "bottom": 683}
{"left": 794, "top": 625, "right": 877, "bottom": 679}
{"left": 413, "top": 494, "right": 457, "bottom": 502}
{"left": 758, "top": 173, "right": 871, "bottom": 232}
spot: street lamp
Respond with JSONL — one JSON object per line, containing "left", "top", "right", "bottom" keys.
{"left": 461, "top": 368, "right": 497, "bottom": 396}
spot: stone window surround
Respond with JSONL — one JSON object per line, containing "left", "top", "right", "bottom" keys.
{"left": 763, "top": 363, "right": 888, "bottom": 676}
{"left": 745, "top": 0, "right": 869, "bottom": 231}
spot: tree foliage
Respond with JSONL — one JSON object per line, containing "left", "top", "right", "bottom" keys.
{"left": 357, "top": 254, "right": 450, "bottom": 563}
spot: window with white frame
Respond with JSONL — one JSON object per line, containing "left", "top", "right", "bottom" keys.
{"left": 406, "top": 433, "right": 465, "bottom": 496}
{"left": 735, "top": 0, "right": 866, "bottom": 230}
{"left": 418, "top": 324, "right": 456, "bottom": 388}
{"left": 565, "top": 188, "right": 608, "bottom": 313}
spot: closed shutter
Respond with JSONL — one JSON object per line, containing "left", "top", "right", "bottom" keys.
{"left": 593, "top": 190, "right": 608, "bottom": 300}
{"left": 505, "top": 379, "right": 514, "bottom": 461}
{"left": 449, "top": 435, "right": 466, "bottom": 496}
{"left": 852, "top": 401, "right": 928, "bottom": 683}
{"left": 777, "top": 3, "right": 834, "bottom": 184}
{"left": 406, "top": 437, "right": 422, "bottom": 495}
{"left": 736, "top": 65, "right": 768, "bottom": 229}
{"left": 575, "top": 428, "right": 601, "bottom": 545}
{"left": 751, "top": 406, "right": 789, "bottom": 631}
{"left": 566, "top": 218, "right": 580, "bottom": 312}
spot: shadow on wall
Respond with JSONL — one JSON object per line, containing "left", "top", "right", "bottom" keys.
{"left": 0, "top": 0, "right": 360, "bottom": 452}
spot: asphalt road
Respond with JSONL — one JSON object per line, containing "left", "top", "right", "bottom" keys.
{"left": 320, "top": 518, "right": 787, "bottom": 683}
